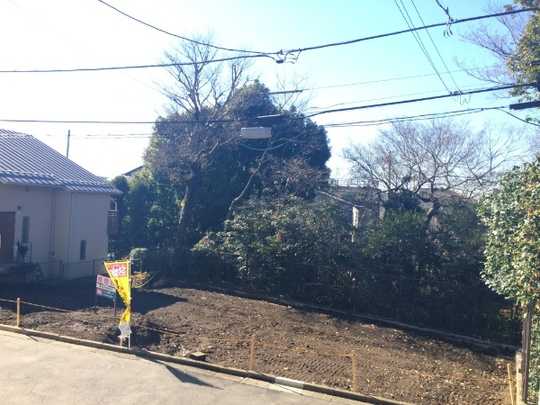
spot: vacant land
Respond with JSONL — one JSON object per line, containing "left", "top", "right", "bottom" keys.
{"left": 0, "top": 281, "right": 510, "bottom": 404}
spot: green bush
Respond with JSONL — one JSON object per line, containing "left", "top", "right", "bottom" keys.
{"left": 479, "top": 157, "right": 540, "bottom": 398}
{"left": 189, "top": 194, "right": 517, "bottom": 341}
{"left": 194, "top": 196, "right": 354, "bottom": 299}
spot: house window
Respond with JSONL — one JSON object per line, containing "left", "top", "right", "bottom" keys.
{"left": 22, "top": 216, "right": 30, "bottom": 244}
{"left": 80, "top": 240, "right": 87, "bottom": 261}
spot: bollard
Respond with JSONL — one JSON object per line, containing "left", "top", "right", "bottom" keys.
{"left": 351, "top": 352, "right": 359, "bottom": 392}
{"left": 16, "top": 298, "right": 21, "bottom": 328}
{"left": 249, "top": 334, "right": 256, "bottom": 370}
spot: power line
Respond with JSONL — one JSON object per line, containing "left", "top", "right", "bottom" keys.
{"left": 96, "top": 0, "right": 269, "bottom": 55}
{"left": 0, "top": 8, "right": 535, "bottom": 73}
{"left": 40, "top": 104, "right": 514, "bottom": 141}
{"left": 0, "top": 54, "right": 271, "bottom": 73}
{"left": 38, "top": 107, "right": 496, "bottom": 139}
{"left": 323, "top": 106, "right": 504, "bottom": 128}
{"left": 28, "top": 101, "right": 538, "bottom": 143}
{"left": 304, "top": 82, "right": 536, "bottom": 118}
{"left": 306, "top": 87, "right": 463, "bottom": 112}
{"left": 394, "top": 0, "right": 451, "bottom": 93}
{"left": 495, "top": 108, "right": 540, "bottom": 127}
{"left": 271, "top": 64, "right": 498, "bottom": 94}
{"left": 0, "top": 82, "right": 534, "bottom": 126}
{"left": 282, "top": 7, "right": 537, "bottom": 56}
{"left": 409, "top": 0, "right": 461, "bottom": 92}
{"left": 434, "top": 0, "right": 454, "bottom": 22}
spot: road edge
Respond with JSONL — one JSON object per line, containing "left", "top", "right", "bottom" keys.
{"left": 0, "top": 324, "right": 412, "bottom": 405}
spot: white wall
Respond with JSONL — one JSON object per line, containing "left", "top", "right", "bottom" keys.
{"left": 0, "top": 184, "right": 54, "bottom": 264}
{"left": 63, "top": 192, "right": 110, "bottom": 279}
{"left": 0, "top": 184, "right": 111, "bottom": 279}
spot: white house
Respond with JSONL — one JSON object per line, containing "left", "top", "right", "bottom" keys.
{"left": 0, "top": 129, "right": 119, "bottom": 279}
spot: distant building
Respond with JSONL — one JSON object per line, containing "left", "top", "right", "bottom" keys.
{"left": 122, "top": 165, "right": 144, "bottom": 179}
{"left": 0, "top": 129, "right": 119, "bottom": 279}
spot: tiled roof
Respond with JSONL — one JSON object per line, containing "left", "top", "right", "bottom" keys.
{"left": 0, "top": 129, "right": 119, "bottom": 194}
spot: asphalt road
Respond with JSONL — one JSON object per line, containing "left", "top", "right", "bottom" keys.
{"left": 0, "top": 330, "right": 364, "bottom": 405}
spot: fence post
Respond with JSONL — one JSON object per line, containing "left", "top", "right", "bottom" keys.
{"left": 249, "top": 334, "right": 256, "bottom": 370}
{"left": 522, "top": 302, "right": 533, "bottom": 403}
{"left": 351, "top": 351, "right": 359, "bottom": 392}
{"left": 507, "top": 363, "right": 515, "bottom": 405}
{"left": 16, "top": 298, "right": 21, "bottom": 327}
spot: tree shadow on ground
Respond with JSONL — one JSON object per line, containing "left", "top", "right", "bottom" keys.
{"left": 133, "top": 290, "right": 187, "bottom": 315}
{"left": 138, "top": 354, "right": 220, "bottom": 389}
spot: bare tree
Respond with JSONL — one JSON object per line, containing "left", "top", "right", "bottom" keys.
{"left": 344, "top": 119, "right": 518, "bottom": 221}
{"left": 269, "top": 73, "right": 311, "bottom": 113}
{"left": 146, "top": 38, "right": 251, "bottom": 247}
{"left": 460, "top": 5, "right": 529, "bottom": 86}
{"left": 459, "top": 1, "right": 538, "bottom": 102}
{"left": 162, "top": 38, "right": 251, "bottom": 120}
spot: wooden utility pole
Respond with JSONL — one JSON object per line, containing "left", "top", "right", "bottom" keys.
{"left": 66, "top": 129, "right": 71, "bottom": 158}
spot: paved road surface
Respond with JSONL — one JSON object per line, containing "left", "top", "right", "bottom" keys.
{"left": 0, "top": 330, "right": 366, "bottom": 405}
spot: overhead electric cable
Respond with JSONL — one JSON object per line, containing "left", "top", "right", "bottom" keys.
{"left": 434, "top": 0, "right": 454, "bottom": 22}
{"left": 322, "top": 106, "right": 504, "bottom": 128}
{"left": 0, "top": 8, "right": 535, "bottom": 73}
{"left": 494, "top": 108, "right": 540, "bottom": 127}
{"left": 394, "top": 0, "right": 451, "bottom": 92}
{"left": 0, "top": 83, "right": 534, "bottom": 125}
{"left": 304, "top": 82, "right": 536, "bottom": 118}
{"left": 41, "top": 105, "right": 511, "bottom": 141}
{"left": 281, "top": 8, "right": 536, "bottom": 55}
{"left": 409, "top": 0, "right": 461, "bottom": 92}
{"left": 28, "top": 103, "right": 538, "bottom": 143}
{"left": 271, "top": 64, "right": 497, "bottom": 94}
{"left": 96, "top": 0, "right": 270, "bottom": 55}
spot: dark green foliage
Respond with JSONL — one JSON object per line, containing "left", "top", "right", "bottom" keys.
{"left": 192, "top": 193, "right": 518, "bottom": 342}
{"left": 192, "top": 197, "right": 353, "bottom": 303}
{"left": 110, "top": 169, "right": 178, "bottom": 256}
{"left": 508, "top": 1, "right": 540, "bottom": 100}
{"left": 145, "top": 81, "right": 330, "bottom": 251}
{"left": 479, "top": 157, "right": 540, "bottom": 399}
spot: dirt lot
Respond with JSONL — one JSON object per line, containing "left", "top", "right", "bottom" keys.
{"left": 0, "top": 280, "right": 511, "bottom": 404}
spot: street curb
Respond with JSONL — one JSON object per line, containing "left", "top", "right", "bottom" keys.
{"left": 0, "top": 324, "right": 412, "bottom": 405}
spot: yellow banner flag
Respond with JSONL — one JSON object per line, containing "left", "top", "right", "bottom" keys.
{"left": 104, "top": 260, "right": 131, "bottom": 337}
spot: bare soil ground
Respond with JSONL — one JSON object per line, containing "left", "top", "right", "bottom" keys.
{"left": 0, "top": 280, "right": 511, "bottom": 404}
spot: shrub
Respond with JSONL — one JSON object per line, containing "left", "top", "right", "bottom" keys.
{"left": 479, "top": 157, "right": 540, "bottom": 400}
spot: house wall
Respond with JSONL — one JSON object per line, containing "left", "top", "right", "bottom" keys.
{"left": 0, "top": 184, "right": 54, "bottom": 265}
{"left": 62, "top": 192, "right": 110, "bottom": 279}
{"left": 0, "top": 184, "right": 111, "bottom": 279}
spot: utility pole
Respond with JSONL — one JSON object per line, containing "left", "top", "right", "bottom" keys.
{"left": 66, "top": 129, "right": 71, "bottom": 158}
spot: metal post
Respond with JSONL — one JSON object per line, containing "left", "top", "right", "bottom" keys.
{"left": 16, "top": 298, "right": 20, "bottom": 327}
{"left": 66, "top": 129, "right": 71, "bottom": 158}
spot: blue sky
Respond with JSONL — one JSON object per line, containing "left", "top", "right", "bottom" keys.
{"left": 0, "top": 0, "right": 536, "bottom": 178}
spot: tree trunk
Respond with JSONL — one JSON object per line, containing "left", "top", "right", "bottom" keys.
{"left": 226, "top": 148, "right": 269, "bottom": 220}
{"left": 174, "top": 168, "right": 200, "bottom": 271}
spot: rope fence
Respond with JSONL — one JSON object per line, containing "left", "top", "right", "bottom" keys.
{"left": 0, "top": 295, "right": 516, "bottom": 397}
{"left": 0, "top": 296, "right": 364, "bottom": 390}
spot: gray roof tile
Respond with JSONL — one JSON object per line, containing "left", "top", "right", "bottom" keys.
{"left": 0, "top": 129, "right": 118, "bottom": 194}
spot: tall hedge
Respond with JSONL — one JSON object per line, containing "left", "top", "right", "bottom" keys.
{"left": 479, "top": 157, "right": 540, "bottom": 401}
